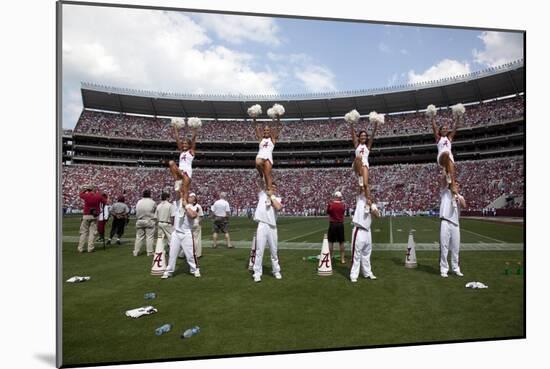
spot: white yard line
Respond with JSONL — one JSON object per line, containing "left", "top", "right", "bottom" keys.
{"left": 389, "top": 217, "right": 394, "bottom": 244}
{"left": 281, "top": 226, "right": 327, "bottom": 242}
{"left": 427, "top": 217, "right": 507, "bottom": 244}
{"left": 460, "top": 227, "right": 506, "bottom": 243}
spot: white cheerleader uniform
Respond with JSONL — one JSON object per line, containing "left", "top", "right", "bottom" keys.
{"left": 257, "top": 138, "right": 274, "bottom": 165}
{"left": 179, "top": 150, "right": 194, "bottom": 178}
{"left": 355, "top": 143, "right": 370, "bottom": 168}
{"left": 437, "top": 136, "right": 454, "bottom": 166}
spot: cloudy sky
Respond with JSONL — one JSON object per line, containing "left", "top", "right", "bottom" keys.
{"left": 62, "top": 4, "right": 523, "bottom": 128}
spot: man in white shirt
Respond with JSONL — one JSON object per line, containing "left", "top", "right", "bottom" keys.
{"left": 252, "top": 182, "right": 283, "bottom": 283}
{"left": 350, "top": 188, "right": 380, "bottom": 283}
{"left": 155, "top": 192, "right": 175, "bottom": 244}
{"left": 439, "top": 173, "right": 466, "bottom": 278}
{"left": 133, "top": 189, "right": 157, "bottom": 256}
{"left": 211, "top": 192, "right": 232, "bottom": 248}
{"left": 162, "top": 194, "right": 201, "bottom": 279}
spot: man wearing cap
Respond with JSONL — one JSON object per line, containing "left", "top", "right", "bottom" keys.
{"left": 155, "top": 192, "right": 175, "bottom": 244}
{"left": 133, "top": 189, "right": 157, "bottom": 256}
{"left": 327, "top": 191, "right": 346, "bottom": 263}
{"left": 78, "top": 184, "right": 107, "bottom": 253}
{"left": 108, "top": 196, "right": 130, "bottom": 245}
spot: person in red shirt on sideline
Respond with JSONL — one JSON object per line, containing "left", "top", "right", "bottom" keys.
{"left": 78, "top": 184, "right": 107, "bottom": 253}
{"left": 327, "top": 191, "right": 346, "bottom": 264}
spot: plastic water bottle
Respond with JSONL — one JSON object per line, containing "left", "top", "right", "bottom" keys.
{"left": 181, "top": 326, "right": 200, "bottom": 339}
{"left": 155, "top": 323, "right": 172, "bottom": 336}
{"left": 144, "top": 292, "right": 156, "bottom": 300}
{"left": 504, "top": 262, "right": 511, "bottom": 275}
{"left": 516, "top": 262, "right": 523, "bottom": 275}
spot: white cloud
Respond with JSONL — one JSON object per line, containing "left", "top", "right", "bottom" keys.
{"left": 378, "top": 42, "right": 391, "bottom": 53}
{"left": 407, "top": 59, "right": 471, "bottom": 84}
{"left": 62, "top": 6, "right": 280, "bottom": 128}
{"left": 267, "top": 52, "right": 337, "bottom": 92}
{"left": 473, "top": 31, "right": 523, "bottom": 67}
{"left": 294, "top": 65, "right": 337, "bottom": 92}
{"left": 196, "top": 13, "right": 280, "bottom": 46}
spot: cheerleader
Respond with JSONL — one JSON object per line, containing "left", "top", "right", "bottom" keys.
{"left": 168, "top": 119, "right": 199, "bottom": 211}
{"left": 429, "top": 104, "right": 464, "bottom": 196}
{"left": 350, "top": 111, "right": 381, "bottom": 201}
{"left": 249, "top": 104, "right": 284, "bottom": 192}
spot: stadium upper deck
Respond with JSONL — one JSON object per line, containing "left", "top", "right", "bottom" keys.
{"left": 78, "top": 59, "right": 523, "bottom": 120}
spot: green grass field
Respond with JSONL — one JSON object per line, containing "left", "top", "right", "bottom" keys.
{"left": 61, "top": 216, "right": 524, "bottom": 367}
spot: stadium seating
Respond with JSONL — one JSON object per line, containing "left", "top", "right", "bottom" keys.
{"left": 62, "top": 157, "right": 523, "bottom": 214}
{"left": 73, "top": 96, "right": 524, "bottom": 142}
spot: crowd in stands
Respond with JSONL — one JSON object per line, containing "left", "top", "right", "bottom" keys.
{"left": 63, "top": 157, "right": 523, "bottom": 215}
{"left": 72, "top": 96, "right": 524, "bottom": 142}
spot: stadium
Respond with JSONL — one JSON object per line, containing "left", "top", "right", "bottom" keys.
{"left": 61, "top": 59, "right": 525, "bottom": 366}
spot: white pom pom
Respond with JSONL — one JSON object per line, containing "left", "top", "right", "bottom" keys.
{"left": 451, "top": 103, "right": 466, "bottom": 117}
{"left": 426, "top": 104, "right": 437, "bottom": 117}
{"left": 268, "top": 103, "right": 285, "bottom": 118}
{"left": 344, "top": 109, "right": 360, "bottom": 124}
{"left": 187, "top": 117, "right": 202, "bottom": 129}
{"left": 376, "top": 113, "right": 385, "bottom": 125}
{"left": 273, "top": 103, "right": 285, "bottom": 116}
{"left": 368, "top": 111, "right": 378, "bottom": 123}
{"left": 171, "top": 118, "right": 186, "bottom": 128}
{"left": 247, "top": 104, "right": 262, "bottom": 118}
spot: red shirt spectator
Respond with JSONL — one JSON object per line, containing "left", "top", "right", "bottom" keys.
{"left": 80, "top": 189, "right": 107, "bottom": 216}
{"left": 327, "top": 199, "right": 345, "bottom": 223}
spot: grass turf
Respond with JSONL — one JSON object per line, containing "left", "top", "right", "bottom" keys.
{"left": 61, "top": 216, "right": 524, "bottom": 366}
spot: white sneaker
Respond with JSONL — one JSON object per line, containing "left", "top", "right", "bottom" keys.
{"left": 174, "top": 180, "right": 183, "bottom": 191}
{"left": 273, "top": 272, "right": 282, "bottom": 280}
{"left": 358, "top": 177, "right": 364, "bottom": 187}
{"left": 365, "top": 273, "right": 377, "bottom": 280}
{"left": 194, "top": 270, "right": 201, "bottom": 278}
{"left": 454, "top": 270, "right": 464, "bottom": 277}
{"left": 253, "top": 275, "right": 261, "bottom": 283}
{"left": 440, "top": 272, "right": 448, "bottom": 278}
{"left": 161, "top": 272, "right": 172, "bottom": 279}
{"left": 350, "top": 278, "right": 358, "bottom": 283}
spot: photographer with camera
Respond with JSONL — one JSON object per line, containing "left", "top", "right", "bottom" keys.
{"left": 78, "top": 184, "right": 107, "bottom": 253}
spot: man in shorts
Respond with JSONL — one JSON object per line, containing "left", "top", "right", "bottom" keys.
{"left": 211, "top": 192, "right": 232, "bottom": 248}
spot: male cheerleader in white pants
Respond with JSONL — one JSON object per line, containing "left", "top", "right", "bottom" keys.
{"left": 252, "top": 182, "right": 283, "bottom": 283}
{"left": 162, "top": 194, "right": 201, "bottom": 279}
{"left": 350, "top": 188, "right": 380, "bottom": 283}
{"left": 439, "top": 172, "right": 466, "bottom": 278}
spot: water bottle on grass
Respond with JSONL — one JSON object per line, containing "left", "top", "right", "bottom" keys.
{"left": 181, "top": 326, "right": 200, "bottom": 339}
{"left": 155, "top": 324, "right": 172, "bottom": 336}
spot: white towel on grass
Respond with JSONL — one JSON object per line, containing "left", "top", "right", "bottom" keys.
{"left": 66, "top": 276, "right": 91, "bottom": 283}
{"left": 465, "top": 281, "right": 488, "bottom": 289}
{"left": 125, "top": 306, "right": 158, "bottom": 318}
